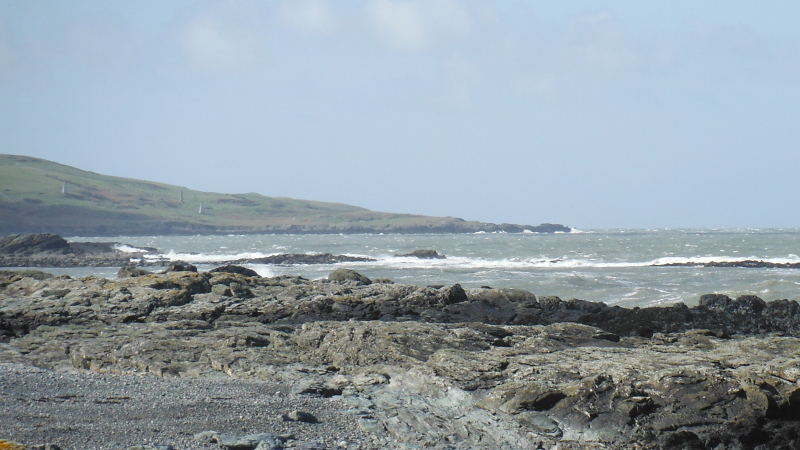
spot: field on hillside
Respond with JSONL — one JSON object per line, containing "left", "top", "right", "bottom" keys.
{"left": 0, "top": 155, "right": 466, "bottom": 235}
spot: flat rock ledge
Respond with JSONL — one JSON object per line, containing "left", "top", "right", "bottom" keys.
{"left": 2, "top": 269, "right": 800, "bottom": 449}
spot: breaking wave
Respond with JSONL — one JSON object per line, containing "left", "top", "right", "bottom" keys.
{"left": 144, "top": 250, "right": 275, "bottom": 263}
{"left": 143, "top": 251, "right": 800, "bottom": 270}
{"left": 114, "top": 244, "right": 150, "bottom": 253}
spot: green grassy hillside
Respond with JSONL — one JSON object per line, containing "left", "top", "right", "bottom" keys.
{"left": 0, "top": 154, "right": 478, "bottom": 236}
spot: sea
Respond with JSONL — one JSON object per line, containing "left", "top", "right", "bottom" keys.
{"left": 42, "top": 229, "right": 800, "bottom": 308}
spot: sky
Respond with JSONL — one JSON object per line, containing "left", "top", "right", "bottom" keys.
{"left": 1, "top": 1, "right": 799, "bottom": 229}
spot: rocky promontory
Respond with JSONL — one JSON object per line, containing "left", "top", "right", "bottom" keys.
{"left": 395, "top": 249, "right": 446, "bottom": 259}
{"left": 2, "top": 268, "right": 800, "bottom": 449}
{"left": 0, "top": 234, "right": 148, "bottom": 268}
{"left": 656, "top": 260, "right": 800, "bottom": 269}
{"left": 0, "top": 234, "right": 379, "bottom": 269}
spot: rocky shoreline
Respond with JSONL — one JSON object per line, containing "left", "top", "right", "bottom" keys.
{"left": 0, "top": 234, "right": 147, "bottom": 268}
{"left": 0, "top": 233, "right": 385, "bottom": 269}
{"left": 2, "top": 267, "right": 800, "bottom": 449}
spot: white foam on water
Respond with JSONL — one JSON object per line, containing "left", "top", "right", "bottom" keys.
{"left": 146, "top": 250, "right": 378, "bottom": 266}
{"left": 248, "top": 264, "right": 276, "bottom": 278}
{"left": 373, "top": 255, "right": 646, "bottom": 270}
{"left": 141, "top": 249, "right": 800, "bottom": 271}
{"left": 114, "top": 244, "right": 149, "bottom": 253}
{"left": 371, "top": 254, "right": 800, "bottom": 271}
{"left": 145, "top": 250, "right": 276, "bottom": 263}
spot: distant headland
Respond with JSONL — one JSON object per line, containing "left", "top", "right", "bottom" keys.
{"left": 0, "top": 154, "right": 570, "bottom": 237}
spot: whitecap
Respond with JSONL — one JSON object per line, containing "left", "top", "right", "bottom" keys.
{"left": 649, "top": 255, "right": 800, "bottom": 266}
{"left": 114, "top": 244, "right": 149, "bottom": 253}
{"left": 247, "top": 264, "right": 276, "bottom": 277}
{"left": 145, "top": 250, "right": 276, "bottom": 263}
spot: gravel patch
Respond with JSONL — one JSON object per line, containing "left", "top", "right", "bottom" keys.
{"left": 0, "top": 363, "right": 388, "bottom": 450}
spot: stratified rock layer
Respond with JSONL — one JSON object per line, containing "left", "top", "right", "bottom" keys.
{"left": 2, "top": 269, "right": 800, "bottom": 449}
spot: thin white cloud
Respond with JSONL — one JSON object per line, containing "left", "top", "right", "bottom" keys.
{"left": 180, "top": 14, "right": 257, "bottom": 70}
{"left": 578, "top": 11, "right": 613, "bottom": 26}
{"left": 366, "top": 0, "right": 473, "bottom": 51}
{"left": 279, "top": 0, "right": 337, "bottom": 34}
{"left": 561, "top": 11, "right": 636, "bottom": 76}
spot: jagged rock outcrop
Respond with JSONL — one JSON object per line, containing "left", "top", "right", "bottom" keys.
{"left": 0, "top": 233, "right": 72, "bottom": 255}
{"left": 162, "top": 262, "right": 198, "bottom": 273}
{"left": 0, "top": 234, "right": 151, "bottom": 267}
{"left": 118, "top": 265, "right": 153, "bottom": 278}
{"left": 328, "top": 268, "right": 372, "bottom": 285}
{"left": 0, "top": 234, "right": 380, "bottom": 269}
{"left": 657, "top": 260, "right": 800, "bottom": 269}
{"left": 0, "top": 233, "right": 132, "bottom": 257}
{"left": 208, "top": 265, "right": 260, "bottom": 277}
{"left": 1, "top": 269, "right": 800, "bottom": 449}
{"left": 396, "top": 250, "right": 446, "bottom": 259}
{"left": 245, "top": 253, "right": 376, "bottom": 265}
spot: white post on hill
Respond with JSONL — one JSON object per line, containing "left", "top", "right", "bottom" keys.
{"left": 62, "top": 182, "right": 68, "bottom": 196}
{"left": 199, "top": 202, "right": 204, "bottom": 214}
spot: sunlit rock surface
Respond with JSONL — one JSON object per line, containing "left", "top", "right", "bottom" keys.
{"left": 2, "top": 269, "right": 799, "bottom": 449}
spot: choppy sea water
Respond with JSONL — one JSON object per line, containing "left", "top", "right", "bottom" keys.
{"left": 40, "top": 229, "right": 800, "bottom": 307}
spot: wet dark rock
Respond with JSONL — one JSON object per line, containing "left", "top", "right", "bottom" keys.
{"left": 162, "top": 262, "right": 197, "bottom": 273}
{"left": 209, "top": 265, "right": 260, "bottom": 277}
{"left": 700, "top": 293, "right": 766, "bottom": 314}
{"left": 70, "top": 241, "right": 117, "bottom": 253}
{"left": 520, "top": 223, "right": 572, "bottom": 233}
{"left": 0, "top": 233, "right": 71, "bottom": 255}
{"left": 0, "top": 234, "right": 153, "bottom": 267}
{"left": 658, "top": 259, "right": 800, "bottom": 268}
{"left": 247, "top": 253, "right": 375, "bottom": 265}
{"left": 396, "top": 249, "right": 445, "bottom": 259}
{"left": 439, "top": 284, "right": 467, "bottom": 305}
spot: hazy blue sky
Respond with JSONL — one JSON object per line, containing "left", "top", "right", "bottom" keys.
{"left": 2, "top": 1, "right": 799, "bottom": 229}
